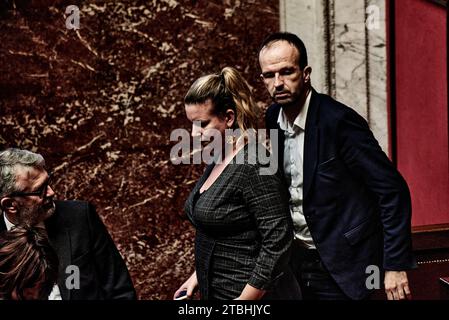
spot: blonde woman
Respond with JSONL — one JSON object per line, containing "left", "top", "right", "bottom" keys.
{"left": 173, "top": 67, "right": 300, "bottom": 300}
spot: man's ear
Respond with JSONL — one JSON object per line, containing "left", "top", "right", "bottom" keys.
{"left": 303, "top": 66, "right": 312, "bottom": 83}
{"left": 224, "top": 109, "right": 236, "bottom": 128}
{"left": 0, "top": 197, "right": 17, "bottom": 214}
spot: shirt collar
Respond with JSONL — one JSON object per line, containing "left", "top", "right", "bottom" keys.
{"left": 3, "top": 213, "right": 15, "bottom": 231}
{"left": 3, "top": 212, "right": 46, "bottom": 231}
{"left": 277, "top": 90, "right": 312, "bottom": 132}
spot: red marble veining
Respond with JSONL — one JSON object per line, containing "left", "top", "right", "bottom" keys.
{"left": 0, "top": 0, "right": 278, "bottom": 299}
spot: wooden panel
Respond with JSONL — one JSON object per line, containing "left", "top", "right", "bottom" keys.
{"left": 408, "top": 224, "right": 449, "bottom": 300}
{"left": 371, "top": 224, "right": 449, "bottom": 300}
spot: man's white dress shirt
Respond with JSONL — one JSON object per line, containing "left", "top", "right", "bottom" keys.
{"left": 277, "top": 91, "right": 316, "bottom": 249}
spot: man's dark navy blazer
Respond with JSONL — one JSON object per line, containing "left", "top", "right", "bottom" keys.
{"left": 266, "top": 88, "right": 417, "bottom": 299}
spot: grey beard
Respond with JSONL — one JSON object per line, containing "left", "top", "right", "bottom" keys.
{"left": 16, "top": 205, "right": 38, "bottom": 226}
{"left": 17, "top": 202, "right": 54, "bottom": 226}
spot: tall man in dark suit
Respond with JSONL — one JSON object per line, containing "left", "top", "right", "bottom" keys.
{"left": 259, "top": 32, "right": 416, "bottom": 300}
{"left": 0, "top": 148, "right": 136, "bottom": 300}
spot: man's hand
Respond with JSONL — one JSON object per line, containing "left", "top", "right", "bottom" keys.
{"left": 384, "top": 271, "right": 411, "bottom": 300}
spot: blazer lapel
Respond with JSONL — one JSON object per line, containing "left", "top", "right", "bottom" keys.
{"left": 188, "top": 163, "right": 215, "bottom": 214}
{"left": 45, "top": 214, "right": 72, "bottom": 300}
{"left": 273, "top": 113, "right": 285, "bottom": 177}
{"left": 266, "top": 105, "right": 285, "bottom": 176}
{"left": 303, "top": 89, "right": 321, "bottom": 201}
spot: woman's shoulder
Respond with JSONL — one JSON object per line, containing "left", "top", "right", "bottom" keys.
{"left": 230, "top": 143, "right": 279, "bottom": 176}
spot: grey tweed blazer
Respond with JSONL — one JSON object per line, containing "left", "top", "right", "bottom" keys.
{"left": 185, "top": 144, "right": 300, "bottom": 300}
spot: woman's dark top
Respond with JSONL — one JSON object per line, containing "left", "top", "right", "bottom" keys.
{"left": 184, "top": 143, "right": 295, "bottom": 300}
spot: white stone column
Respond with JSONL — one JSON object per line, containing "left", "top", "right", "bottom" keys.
{"left": 280, "top": 0, "right": 327, "bottom": 94}
{"left": 279, "top": 0, "right": 389, "bottom": 154}
{"left": 366, "top": 0, "right": 389, "bottom": 153}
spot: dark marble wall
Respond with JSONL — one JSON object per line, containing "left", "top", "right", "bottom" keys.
{"left": 0, "top": 0, "right": 279, "bottom": 299}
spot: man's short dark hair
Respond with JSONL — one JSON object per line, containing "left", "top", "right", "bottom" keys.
{"left": 259, "top": 32, "right": 308, "bottom": 70}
